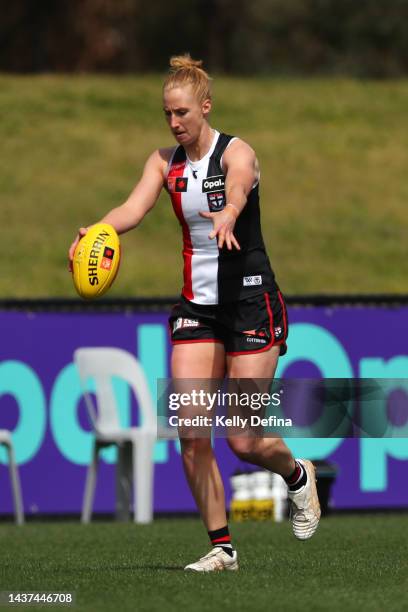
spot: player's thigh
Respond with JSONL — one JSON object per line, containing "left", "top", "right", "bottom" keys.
{"left": 172, "top": 343, "right": 225, "bottom": 443}
{"left": 171, "top": 342, "right": 226, "bottom": 378}
{"left": 226, "top": 344, "right": 280, "bottom": 379}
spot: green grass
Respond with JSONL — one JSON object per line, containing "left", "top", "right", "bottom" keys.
{"left": 0, "top": 516, "right": 407, "bottom": 611}
{"left": 1, "top": 75, "right": 408, "bottom": 297}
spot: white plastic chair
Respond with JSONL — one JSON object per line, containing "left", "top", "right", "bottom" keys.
{"left": 74, "top": 347, "right": 159, "bottom": 524}
{"left": 0, "top": 430, "right": 24, "bottom": 525}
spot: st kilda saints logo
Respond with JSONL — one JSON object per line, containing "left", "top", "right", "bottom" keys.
{"left": 207, "top": 192, "right": 225, "bottom": 211}
{"left": 202, "top": 175, "right": 226, "bottom": 212}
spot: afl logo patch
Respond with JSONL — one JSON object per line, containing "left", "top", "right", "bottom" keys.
{"left": 202, "top": 175, "right": 225, "bottom": 193}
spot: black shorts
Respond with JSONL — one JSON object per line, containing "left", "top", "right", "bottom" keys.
{"left": 169, "top": 289, "right": 288, "bottom": 356}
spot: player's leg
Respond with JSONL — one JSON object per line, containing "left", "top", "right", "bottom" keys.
{"left": 226, "top": 347, "right": 320, "bottom": 539}
{"left": 172, "top": 342, "right": 227, "bottom": 531}
{"left": 227, "top": 347, "right": 320, "bottom": 540}
{"left": 224, "top": 289, "right": 320, "bottom": 540}
{"left": 226, "top": 345, "right": 296, "bottom": 476}
{"left": 172, "top": 342, "right": 238, "bottom": 571}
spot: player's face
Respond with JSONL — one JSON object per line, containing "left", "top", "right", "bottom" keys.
{"left": 163, "top": 85, "right": 211, "bottom": 146}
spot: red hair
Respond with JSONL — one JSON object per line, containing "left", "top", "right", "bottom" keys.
{"left": 163, "top": 54, "right": 212, "bottom": 103}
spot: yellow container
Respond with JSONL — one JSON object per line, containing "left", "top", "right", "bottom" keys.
{"left": 230, "top": 498, "right": 253, "bottom": 522}
{"left": 251, "top": 498, "right": 275, "bottom": 521}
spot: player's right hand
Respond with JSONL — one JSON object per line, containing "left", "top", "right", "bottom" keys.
{"left": 199, "top": 207, "right": 241, "bottom": 251}
{"left": 68, "top": 227, "right": 88, "bottom": 272}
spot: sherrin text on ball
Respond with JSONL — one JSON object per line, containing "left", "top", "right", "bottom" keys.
{"left": 72, "top": 223, "right": 120, "bottom": 299}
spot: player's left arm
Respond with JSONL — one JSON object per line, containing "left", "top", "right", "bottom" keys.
{"left": 223, "top": 138, "right": 258, "bottom": 215}
{"left": 199, "top": 139, "right": 258, "bottom": 250}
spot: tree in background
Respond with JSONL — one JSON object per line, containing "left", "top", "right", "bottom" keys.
{"left": 1, "top": 0, "right": 408, "bottom": 76}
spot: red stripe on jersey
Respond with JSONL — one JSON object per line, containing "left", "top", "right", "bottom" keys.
{"left": 264, "top": 292, "right": 275, "bottom": 340}
{"left": 168, "top": 157, "right": 194, "bottom": 300}
{"left": 277, "top": 291, "right": 287, "bottom": 339}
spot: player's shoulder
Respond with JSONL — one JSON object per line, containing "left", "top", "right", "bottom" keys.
{"left": 145, "top": 147, "right": 177, "bottom": 176}
{"left": 222, "top": 135, "right": 256, "bottom": 170}
{"left": 146, "top": 146, "right": 176, "bottom": 165}
{"left": 224, "top": 136, "right": 255, "bottom": 158}
{"left": 157, "top": 146, "right": 178, "bottom": 163}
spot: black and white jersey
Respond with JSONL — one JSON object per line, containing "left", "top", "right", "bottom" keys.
{"left": 166, "top": 130, "right": 277, "bottom": 305}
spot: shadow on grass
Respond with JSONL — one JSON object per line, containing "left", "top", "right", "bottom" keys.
{"left": 82, "top": 564, "right": 184, "bottom": 572}
{"left": 137, "top": 565, "right": 184, "bottom": 571}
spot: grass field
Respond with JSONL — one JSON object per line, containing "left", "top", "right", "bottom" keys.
{"left": 1, "top": 516, "right": 407, "bottom": 611}
{"left": 1, "top": 75, "right": 408, "bottom": 297}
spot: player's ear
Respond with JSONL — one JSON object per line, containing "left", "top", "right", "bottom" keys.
{"left": 202, "top": 98, "right": 212, "bottom": 118}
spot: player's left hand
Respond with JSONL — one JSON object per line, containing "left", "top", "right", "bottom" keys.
{"left": 199, "top": 206, "right": 241, "bottom": 250}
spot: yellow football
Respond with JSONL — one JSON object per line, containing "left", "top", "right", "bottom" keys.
{"left": 72, "top": 223, "right": 121, "bottom": 299}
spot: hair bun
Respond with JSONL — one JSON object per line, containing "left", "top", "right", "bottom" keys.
{"left": 164, "top": 53, "right": 211, "bottom": 103}
{"left": 169, "top": 54, "right": 203, "bottom": 72}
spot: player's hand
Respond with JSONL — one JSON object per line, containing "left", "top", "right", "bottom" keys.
{"left": 68, "top": 227, "right": 88, "bottom": 272}
{"left": 199, "top": 206, "right": 241, "bottom": 251}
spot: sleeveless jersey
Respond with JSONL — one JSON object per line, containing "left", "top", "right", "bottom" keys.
{"left": 166, "top": 130, "right": 277, "bottom": 305}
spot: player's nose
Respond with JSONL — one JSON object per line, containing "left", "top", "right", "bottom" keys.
{"left": 169, "top": 114, "right": 180, "bottom": 129}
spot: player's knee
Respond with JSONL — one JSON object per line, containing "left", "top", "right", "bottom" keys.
{"left": 180, "top": 437, "right": 212, "bottom": 460}
{"left": 227, "top": 436, "right": 257, "bottom": 462}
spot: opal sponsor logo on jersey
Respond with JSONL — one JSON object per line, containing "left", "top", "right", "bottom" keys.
{"left": 243, "top": 275, "right": 262, "bottom": 287}
{"left": 202, "top": 175, "right": 225, "bottom": 193}
{"left": 173, "top": 317, "right": 200, "bottom": 333}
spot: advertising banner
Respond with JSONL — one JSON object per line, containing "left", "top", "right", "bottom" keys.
{"left": 0, "top": 304, "right": 407, "bottom": 514}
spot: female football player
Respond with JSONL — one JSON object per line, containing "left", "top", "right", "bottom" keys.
{"left": 69, "top": 54, "right": 320, "bottom": 572}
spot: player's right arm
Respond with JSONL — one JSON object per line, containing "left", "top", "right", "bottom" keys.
{"left": 100, "top": 149, "right": 168, "bottom": 233}
{"left": 68, "top": 148, "right": 172, "bottom": 267}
